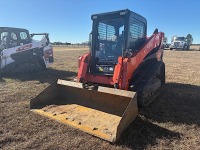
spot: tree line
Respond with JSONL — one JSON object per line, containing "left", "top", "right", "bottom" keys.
{"left": 51, "top": 41, "right": 89, "bottom": 46}
{"left": 51, "top": 42, "right": 72, "bottom": 45}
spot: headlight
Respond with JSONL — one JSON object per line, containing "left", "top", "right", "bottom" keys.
{"left": 109, "top": 67, "right": 114, "bottom": 71}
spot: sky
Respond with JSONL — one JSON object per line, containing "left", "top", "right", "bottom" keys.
{"left": 1, "top": 0, "right": 200, "bottom": 43}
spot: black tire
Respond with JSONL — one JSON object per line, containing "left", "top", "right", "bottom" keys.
{"left": 170, "top": 48, "right": 173, "bottom": 50}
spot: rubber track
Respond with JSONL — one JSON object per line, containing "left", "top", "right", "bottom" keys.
{"left": 130, "top": 61, "right": 163, "bottom": 106}
{"left": 1, "top": 59, "right": 45, "bottom": 76}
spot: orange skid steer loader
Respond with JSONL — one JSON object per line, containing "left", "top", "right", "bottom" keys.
{"left": 30, "top": 9, "right": 165, "bottom": 143}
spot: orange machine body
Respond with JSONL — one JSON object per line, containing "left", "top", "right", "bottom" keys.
{"left": 77, "top": 32, "right": 164, "bottom": 90}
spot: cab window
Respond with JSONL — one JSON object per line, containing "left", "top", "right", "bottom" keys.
{"left": 1, "top": 32, "right": 8, "bottom": 41}
{"left": 11, "top": 32, "right": 17, "bottom": 40}
{"left": 0, "top": 32, "right": 8, "bottom": 49}
{"left": 10, "top": 32, "right": 18, "bottom": 47}
{"left": 128, "top": 17, "right": 146, "bottom": 51}
{"left": 20, "top": 32, "right": 28, "bottom": 40}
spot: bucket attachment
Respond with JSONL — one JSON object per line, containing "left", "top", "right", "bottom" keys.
{"left": 30, "top": 79, "right": 138, "bottom": 143}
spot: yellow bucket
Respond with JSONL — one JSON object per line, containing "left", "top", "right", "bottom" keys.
{"left": 30, "top": 79, "right": 138, "bottom": 142}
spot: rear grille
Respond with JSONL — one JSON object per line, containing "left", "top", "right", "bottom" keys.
{"left": 174, "top": 42, "right": 180, "bottom": 47}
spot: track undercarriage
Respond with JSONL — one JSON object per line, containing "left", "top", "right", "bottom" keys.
{"left": 1, "top": 56, "right": 45, "bottom": 76}
{"left": 130, "top": 61, "right": 165, "bottom": 106}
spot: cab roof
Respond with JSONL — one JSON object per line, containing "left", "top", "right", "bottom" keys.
{"left": 91, "top": 9, "right": 147, "bottom": 24}
{"left": 0, "top": 27, "right": 29, "bottom": 32}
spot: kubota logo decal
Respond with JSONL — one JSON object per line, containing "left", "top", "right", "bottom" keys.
{"left": 17, "top": 44, "right": 32, "bottom": 52}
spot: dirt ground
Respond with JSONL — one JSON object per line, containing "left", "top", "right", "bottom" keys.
{"left": 0, "top": 47, "right": 200, "bottom": 150}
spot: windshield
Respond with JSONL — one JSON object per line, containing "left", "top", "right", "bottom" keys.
{"left": 95, "top": 18, "right": 125, "bottom": 64}
{"left": 175, "top": 37, "right": 185, "bottom": 41}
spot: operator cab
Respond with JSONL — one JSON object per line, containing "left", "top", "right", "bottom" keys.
{"left": 0, "top": 27, "right": 31, "bottom": 51}
{"left": 90, "top": 9, "right": 147, "bottom": 75}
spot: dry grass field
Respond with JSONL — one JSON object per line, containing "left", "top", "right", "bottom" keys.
{"left": 190, "top": 45, "right": 200, "bottom": 51}
{"left": 0, "top": 46, "right": 200, "bottom": 149}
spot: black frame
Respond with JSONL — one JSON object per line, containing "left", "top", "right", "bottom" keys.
{"left": 0, "top": 27, "right": 31, "bottom": 49}
{"left": 90, "top": 9, "right": 147, "bottom": 62}
{"left": 91, "top": 10, "right": 129, "bottom": 60}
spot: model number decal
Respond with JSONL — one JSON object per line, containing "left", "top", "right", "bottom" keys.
{"left": 16, "top": 44, "right": 32, "bottom": 52}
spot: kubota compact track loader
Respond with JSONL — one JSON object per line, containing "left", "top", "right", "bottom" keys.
{"left": 0, "top": 27, "right": 53, "bottom": 76}
{"left": 30, "top": 9, "right": 165, "bottom": 143}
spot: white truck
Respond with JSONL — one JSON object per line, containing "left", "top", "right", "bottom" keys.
{"left": 169, "top": 36, "right": 190, "bottom": 50}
